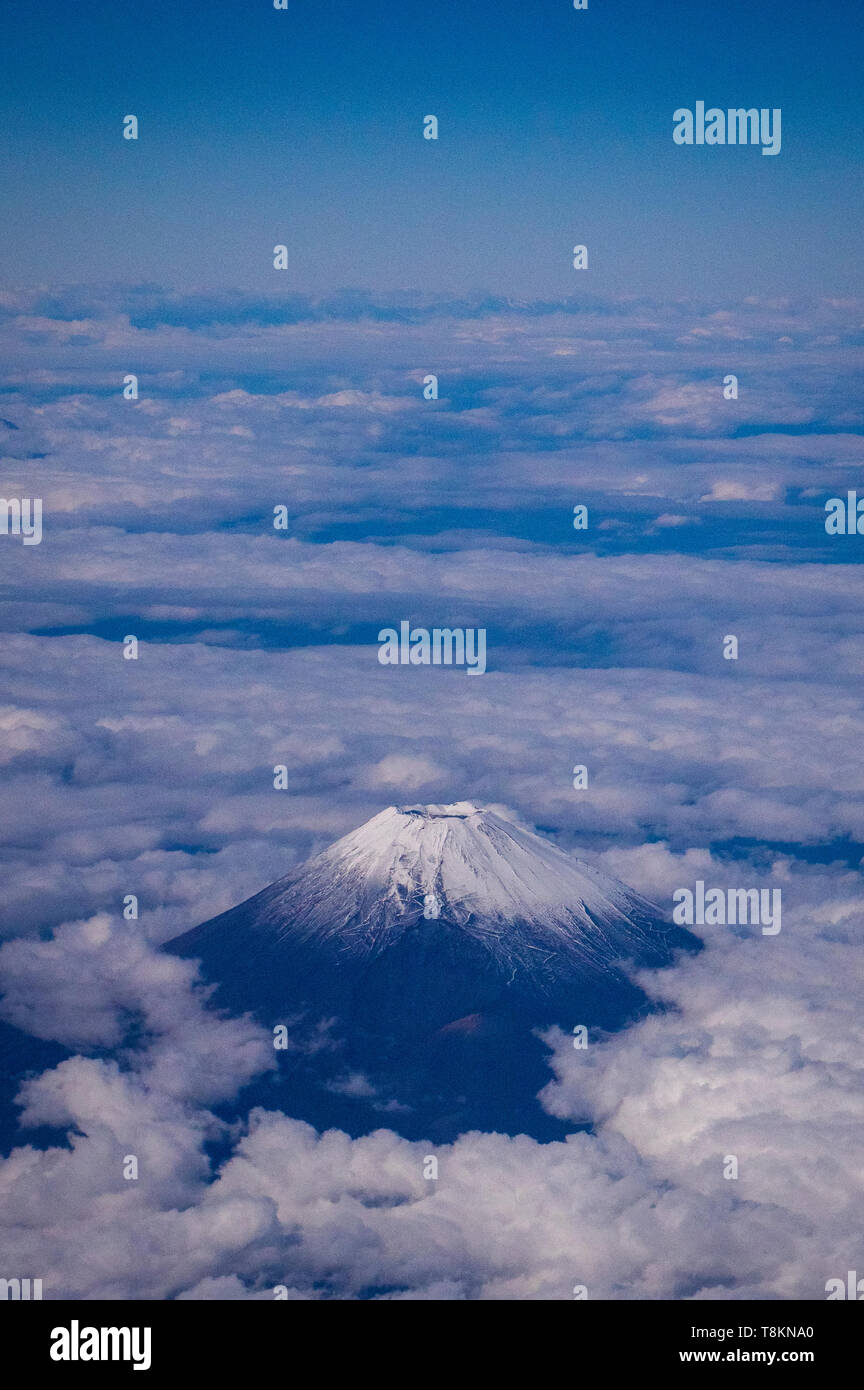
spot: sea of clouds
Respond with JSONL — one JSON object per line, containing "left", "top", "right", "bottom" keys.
{"left": 0, "top": 288, "right": 862, "bottom": 1298}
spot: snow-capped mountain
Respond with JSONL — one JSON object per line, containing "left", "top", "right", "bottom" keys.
{"left": 169, "top": 804, "right": 696, "bottom": 1140}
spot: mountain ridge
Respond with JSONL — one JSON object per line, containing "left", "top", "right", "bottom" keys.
{"left": 168, "top": 803, "right": 698, "bottom": 1140}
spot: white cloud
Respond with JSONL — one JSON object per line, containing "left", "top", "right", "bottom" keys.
{"left": 0, "top": 289, "right": 862, "bottom": 1299}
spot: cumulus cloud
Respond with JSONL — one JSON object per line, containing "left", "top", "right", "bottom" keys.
{"left": 3, "top": 868, "right": 863, "bottom": 1301}
{"left": 0, "top": 837, "right": 859, "bottom": 1300}
{"left": 0, "top": 911, "right": 274, "bottom": 1100}
{"left": 699, "top": 480, "right": 782, "bottom": 502}
{"left": 0, "top": 624, "right": 862, "bottom": 945}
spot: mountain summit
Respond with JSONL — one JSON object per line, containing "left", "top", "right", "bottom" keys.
{"left": 169, "top": 804, "right": 696, "bottom": 1139}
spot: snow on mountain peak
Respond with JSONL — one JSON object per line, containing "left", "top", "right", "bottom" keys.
{"left": 168, "top": 804, "right": 695, "bottom": 1139}
{"left": 219, "top": 802, "right": 666, "bottom": 975}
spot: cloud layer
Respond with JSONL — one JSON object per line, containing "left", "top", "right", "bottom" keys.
{"left": 1, "top": 290, "right": 861, "bottom": 1298}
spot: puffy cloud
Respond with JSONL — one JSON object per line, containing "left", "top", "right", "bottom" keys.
{"left": 0, "top": 631, "right": 862, "bottom": 945}
{"left": 700, "top": 480, "right": 782, "bottom": 502}
{"left": 0, "top": 845, "right": 860, "bottom": 1300}
{"left": 364, "top": 754, "right": 446, "bottom": 790}
{"left": 0, "top": 912, "right": 274, "bottom": 1104}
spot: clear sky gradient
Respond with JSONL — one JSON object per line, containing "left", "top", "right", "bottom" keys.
{"left": 1, "top": 0, "right": 861, "bottom": 297}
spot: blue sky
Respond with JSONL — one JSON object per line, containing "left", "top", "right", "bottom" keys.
{"left": 1, "top": 0, "right": 862, "bottom": 296}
